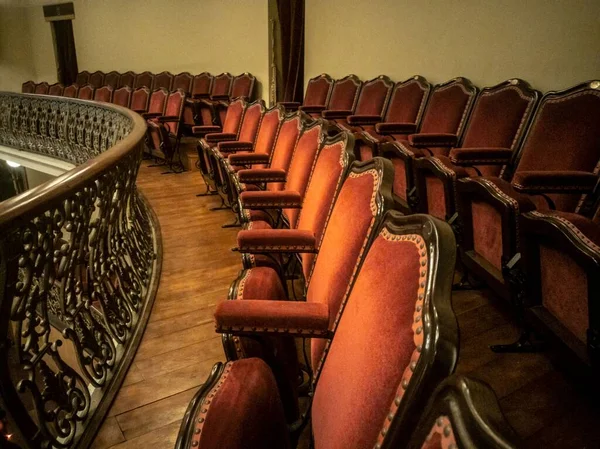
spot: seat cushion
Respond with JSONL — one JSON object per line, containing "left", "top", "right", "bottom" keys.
{"left": 235, "top": 267, "right": 287, "bottom": 301}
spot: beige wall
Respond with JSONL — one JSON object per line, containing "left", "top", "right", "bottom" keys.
{"left": 305, "top": 0, "right": 600, "bottom": 92}
{"left": 0, "top": 7, "right": 36, "bottom": 92}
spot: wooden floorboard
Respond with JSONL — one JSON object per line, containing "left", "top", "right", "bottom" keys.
{"left": 98, "top": 160, "right": 600, "bottom": 448}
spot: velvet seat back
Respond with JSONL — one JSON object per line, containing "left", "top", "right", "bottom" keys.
{"left": 221, "top": 99, "right": 246, "bottom": 135}
{"left": 173, "top": 72, "right": 193, "bottom": 93}
{"left": 113, "top": 86, "right": 133, "bottom": 108}
{"left": 353, "top": 75, "right": 393, "bottom": 116}
{"left": 34, "top": 82, "right": 49, "bottom": 95}
{"left": 512, "top": 81, "right": 600, "bottom": 212}
{"left": 327, "top": 75, "right": 362, "bottom": 111}
{"left": 63, "top": 84, "right": 79, "bottom": 98}
{"left": 21, "top": 81, "right": 35, "bottom": 94}
{"left": 247, "top": 106, "right": 284, "bottom": 161}
{"left": 104, "top": 71, "right": 121, "bottom": 89}
{"left": 192, "top": 72, "right": 213, "bottom": 98}
{"left": 284, "top": 122, "right": 324, "bottom": 227}
{"left": 48, "top": 83, "right": 64, "bottom": 96}
{"left": 266, "top": 114, "right": 302, "bottom": 191}
{"left": 147, "top": 88, "right": 168, "bottom": 114}
{"left": 304, "top": 74, "right": 334, "bottom": 107}
{"left": 384, "top": 76, "right": 431, "bottom": 124}
{"left": 75, "top": 71, "right": 90, "bottom": 86}
{"left": 210, "top": 73, "right": 233, "bottom": 98}
{"left": 77, "top": 84, "right": 95, "bottom": 100}
{"left": 118, "top": 71, "right": 136, "bottom": 88}
{"left": 89, "top": 71, "right": 105, "bottom": 88}
{"left": 153, "top": 71, "right": 174, "bottom": 91}
{"left": 130, "top": 87, "right": 150, "bottom": 111}
{"left": 312, "top": 213, "right": 457, "bottom": 449}
{"left": 306, "top": 158, "right": 393, "bottom": 368}
{"left": 135, "top": 71, "right": 154, "bottom": 89}
{"left": 231, "top": 73, "right": 255, "bottom": 100}
{"left": 296, "top": 135, "right": 354, "bottom": 281}
{"left": 236, "top": 101, "right": 264, "bottom": 143}
{"left": 163, "top": 90, "right": 186, "bottom": 135}
{"left": 458, "top": 79, "right": 539, "bottom": 177}
{"left": 93, "top": 85, "right": 113, "bottom": 103}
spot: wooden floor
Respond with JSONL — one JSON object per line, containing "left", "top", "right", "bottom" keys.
{"left": 93, "top": 160, "right": 600, "bottom": 449}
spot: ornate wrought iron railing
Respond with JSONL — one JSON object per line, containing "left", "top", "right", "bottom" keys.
{"left": 0, "top": 93, "right": 161, "bottom": 449}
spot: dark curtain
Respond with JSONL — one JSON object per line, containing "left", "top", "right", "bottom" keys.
{"left": 52, "top": 20, "right": 78, "bottom": 86}
{"left": 276, "top": 0, "right": 305, "bottom": 103}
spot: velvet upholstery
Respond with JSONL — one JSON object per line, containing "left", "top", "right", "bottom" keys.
{"left": 409, "top": 133, "right": 458, "bottom": 148}
{"left": 234, "top": 267, "right": 288, "bottom": 301}
{"left": 62, "top": 84, "right": 78, "bottom": 98}
{"left": 77, "top": 84, "right": 95, "bottom": 100}
{"left": 352, "top": 75, "right": 393, "bottom": 117}
{"left": 93, "top": 85, "right": 113, "bottom": 103}
{"left": 471, "top": 200, "right": 504, "bottom": 270}
{"left": 325, "top": 74, "right": 362, "bottom": 112}
{"left": 218, "top": 141, "right": 254, "bottom": 153}
{"left": 75, "top": 71, "right": 89, "bottom": 86}
{"left": 173, "top": 72, "right": 193, "bottom": 93}
{"left": 235, "top": 101, "right": 263, "bottom": 143}
{"left": 375, "top": 122, "right": 418, "bottom": 135}
{"left": 34, "top": 82, "right": 49, "bottom": 95}
{"left": 385, "top": 76, "right": 431, "bottom": 124}
{"left": 220, "top": 99, "right": 246, "bottom": 135}
{"left": 238, "top": 168, "right": 287, "bottom": 184}
{"left": 103, "top": 71, "right": 121, "bottom": 88}
{"left": 88, "top": 71, "right": 105, "bottom": 88}
{"left": 259, "top": 115, "right": 302, "bottom": 191}
{"left": 229, "top": 153, "right": 270, "bottom": 165}
{"left": 230, "top": 73, "right": 256, "bottom": 99}
{"left": 145, "top": 88, "right": 168, "bottom": 115}
{"left": 134, "top": 71, "right": 154, "bottom": 89}
{"left": 237, "top": 229, "right": 316, "bottom": 252}
{"left": 419, "top": 78, "right": 477, "bottom": 135}
{"left": 302, "top": 73, "right": 334, "bottom": 107}
{"left": 513, "top": 171, "right": 598, "bottom": 193}
{"left": 450, "top": 147, "right": 513, "bottom": 166}
{"left": 112, "top": 86, "right": 132, "bottom": 108}
{"left": 48, "top": 83, "right": 64, "bottom": 96}
{"left": 21, "top": 81, "right": 36, "bottom": 94}
{"left": 211, "top": 73, "right": 233, "bottom": 98}
{"left": 118, "top": 71, "right": 136, "bottom": 88}
{"left": 130, "top": 87, "right": 150, "bottom": 112}
{"left": 240, "top": 190, "right": 303, "bottom": 208}
{"left": 192, "top": 72, "right": 213, "bottom": 98}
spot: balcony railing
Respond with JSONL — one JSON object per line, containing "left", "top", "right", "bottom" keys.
{"left": 0, "top": 92, "right": 161, "bottom": 449}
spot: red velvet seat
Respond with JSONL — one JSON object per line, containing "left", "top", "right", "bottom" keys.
{"left": 413, "top": 79, "right": 540, "bottom": 222}
{"left": 63, "top": 84, "right": 79, "bottom": 98}
{"left": 145, "top": 89, "right": 187, "bottom": 172}
{"left": 410, "top": 375, "right": 519, "bottom": 449}
{"left": 175, "top": 211, "right": 458, "bottom": 448}
{"left": 354, "top": 75, "right": 432, "bottom": 161}
{"left": 118, "top": 71, "right": 136, "bottom": 88}
{"left": 456, "top": 81, "right": 600, "bottom": 312}
{"left": 379, "top": 77, "right": 478, "bottom": 212}
{"left": 173, "top": 72, "right": 193, "bottom": 94}
{"left": 77, "top": 84, "right": 95, "bottom": 100}
{"left": 134, "top": 71, "right": 155, "bottom": 89}
{"left": 75, "top": 71, "right": 90, "bottom": 86}
{"left": 213, "top": 73, "right": 256, "bottom": 125}
{"left": 136, "top": 88, "right": 167, "bottom": 117}
{"left": 34, "top": 82, "right": 49, "bottom": 95}
{"left": 279, "top": 73, "right": 333, "bottom": 112}
{"left": 88, "top": 71, "right": 105, "bottom": 88}
{"left": 517, "top": 207, "right": 600, "bottom": 369}
{"left": 48, "top": 83, "right": 64, "bottom": 96}
{"left": 93, "top": 85, "right": 114, "bottom": 102}
{"left": 104, "top": 71, "right": 121, "bottom": 89}
{"left": 193, "top": 72, "right": 234, "bottom": 128}
{"left": 130, "top": 87, "right": 150, "bottom": 112}
{"left": 112, "top": 86, "right": 133, "bottom": 108}
{"left": 21, "top": 81, "right": 35, "bottom": 93}
{"left": 183, "top": 72, "right": 214, "bottom": 133}
{"left": 313, "top": 74, "right": 362, "bottom": 120}
{"left": 153, "top": 71, "right": 174, "bottom": 91}
{"left": 328, "top": 75, "right": 393, "bottom": 130}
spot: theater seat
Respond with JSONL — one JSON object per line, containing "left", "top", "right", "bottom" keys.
{"left": 104, "top": 71, "right": 121, "bottom": 89}
{"left": 88, "top": 71, "right": 105, "bottom": 88}
{"left": 176, "top": 211, "right": 458, "bottom": 448}
{"left": 129, "top": 87, "right": 150, "bottom": 113}
{"left": 48, "top": 83, "right": 64, "bottom": 96}
{"left": 112, "top": 86, "right": 133, "bottom": 108}
{"left": 21, "top": 81, "right": 35, "bottom": 94}
{"left": 34, "top": 82, "right": 49, "bottom": 95}
{"left": 213, "top": 73, "right": 256, "bottom": 125}
{"left": 93, "top": 85, "right": 114, "bottom": 102}
{"left": 456, "top": 80, "right": 600, "bottom": 328}
{"left": 280, "top": 73, "right": 334, "bottom": 112}
{"left": 379, "top": 77, "right": 478, "bottom": 212}
{"left": 75, "top": 70, "right": 90, "bottom": 86}
{"left": 137, "top": 88, "right": 168, "bottom": 117}
{"left": 311, "top": 74, "right": 362, "bottom": 119}
{"left": 63, "top": 84, "right": 79, "bottom": 98}
{"left": 173, "top": 71, "right": 193, "bottom": 94}
{"left": 118, "top": 71, "right": 136, "bottom": 88}
{"left": 134, "top": 71, "right": 154, "bottom": 89}
{"left": 77, "top": 84, "right": 95, "bottom": 100}
{"left": 193, "top": 72, "right": 234, "bottom": 128}
{"left": 153, "top": 70, "right": 174, "bottom": 91}
{"left": 414, "top": 78, "right": 540, "bottom": 222}
{"left": 183, "top": 72, "right": 214, "bottom": 133}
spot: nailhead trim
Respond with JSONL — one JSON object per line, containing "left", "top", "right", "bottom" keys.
{"left": 238, "top": 244, "right": 314, "bottom": 252}
{"left": 529, "top": 211, "right": 600, "bottom": 254}
{"left": 422, "top": 415, "right": 457, "bottom": 448}
{"left": 189, "top": 363, "right": 234, "bottom": 448}
{"left": 216, "top": 325, "right": 330, "bottom": 337}
{"left": 348, "top": 168, "right": 381, "bottom": 216}
{"left": 374, "top": 230, "right": 428, "bottom": 448}
{"left": 235, "top": 270, "right": 251, "bottom": 300}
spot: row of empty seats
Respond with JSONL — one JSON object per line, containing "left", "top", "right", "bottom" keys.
{"left": 174, "top": 102, "right": 519, "bottom": 447}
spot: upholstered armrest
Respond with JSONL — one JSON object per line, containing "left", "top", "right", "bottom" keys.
{"left": 237, "top": 168, "right": 286, "bottom": 183}
{"left": 205, "top": 132, "right": 237, "bottom": 143}
{"left": 132, "top": 108, "right": 147, "bottom": 114}
{"left": 346, "top": 115, "right": 382, "bottom": 126}
{"left": 298, "top": 105, "right": 326, "bottom": 113}
{"left": 192, "top": 93, "right": 210, "bottom": 99}
{"left": 192, "top": 125, "right": 220, "bottom": 135}
{"left": 217, "top": 141, "right": 254, "bottom": 153}
{"left": 375, "top": 122, "right": 417, "bottom": 135}
{"left": 279, "top": 101, "right": 301, "bottom": 111}
{"left": 236, "top": 229, "right": 317, "bottom": 253}
{"left": 240, "top": 190, "right": 302, "bottom": 209}
{"left": 322, "top": 109, "right": 353, "bottom": 119}
{"left": 450, "top": 147, "right": 513, "bottom": 166}
{"left": 512, "top": 171, "right": 598, "bottom": 194}
{"left": 157, "top": 115, "right": 179, "bottom": 122}
{"left": 210, "top": 94, "right": 230, "bottom": 101}
{"left": 408, "top": 133, "right": 458, "bottom": 148}
{"left": 215, "top": 300, "right": 330, "bottom": 336}
{"left": 142, "top": 112, "right": 162, "bottom": 119}
{"left": 229, "top": 152, "right": 270, "bottom": 165}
